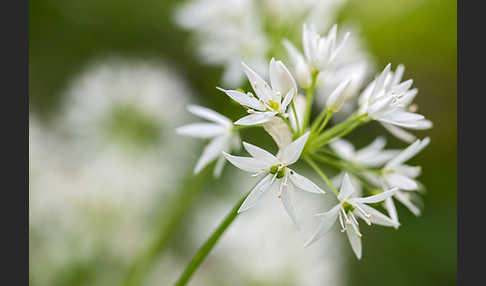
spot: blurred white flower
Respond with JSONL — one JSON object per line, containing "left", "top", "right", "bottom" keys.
{"left": 30, "top": 58, "right": 198, "bottom": 285}
{"left": 177, "top": 105, "right": 241, "bottom": 177}
{"left": 359, "top": 64, "right": 433, "bottom": 141}
{"left": 175, "top": 0, "right": 353, "bottom": 87}
{"left": 223, "top": 132, "right": 325, "bottom": 226}
{"left": 305, "top": 173, "right": 398, "bottom": 259}
{"left": 174, "top": 0, "right": 268, "bottom": 87}
{"left": 330, "top": 136, "right": 400, "bottom": 168}
{"left": 219, "top": 59, "right": 297, "bottom": 125}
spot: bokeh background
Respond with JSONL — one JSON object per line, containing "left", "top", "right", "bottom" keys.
{"left": 29, "top": 0, "right": 457, "bottom": 285}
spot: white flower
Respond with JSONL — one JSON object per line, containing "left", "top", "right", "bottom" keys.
{"left": 218, "top": 58, "right": 297, "bottom": 125}
{"left": 177, "top": 105, "right": 240, "bottom": 177}
{"left": 359, "top": 64, "right": 433, "bottom": 142}
{"left": 380, "top": 137, "right": 430, "bottom": 224}
{"left": 382, "top": 137, "right": 430, "bottom": 191}
{"left": 305, "top": 173, "right": 398, "bottom": 259}
{"left": 329, "top": 136, "right": 400, "bottom": 168}
{"left": 223, "top": 132, "right": 325, "bottom": 226}
{"left": 174, "top": 0, "right": 268, "bottom": 87}
{"left": 283, "top": 24, "right": 349, "bottom": 88}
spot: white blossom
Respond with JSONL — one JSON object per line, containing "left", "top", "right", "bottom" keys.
{"left": 219, "top": 59, "right": 297, "bottom": 125}
{"left": 177, "top": 105, "right": 241, "bottom": 177}
{"left": 283, "top": 24, "right": 350, "bottom": 88}
{"left": 380, "top": 137, "right": 430, "bottom": 224}
{"left": 359, "top": 64, "right": 433, "bottom": 141}
{"left": 305, "top": 173, "right": 398, "bottom": 259}
{"left": 223, "top": 132, "right": 325, "bottom": 226}
{"left": 330, "top": 136, "right": 400, "bottom": 168}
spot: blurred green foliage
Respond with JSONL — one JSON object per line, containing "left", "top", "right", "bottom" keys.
{"left": 30, "top": 0, "right": 456, "bottom": 285}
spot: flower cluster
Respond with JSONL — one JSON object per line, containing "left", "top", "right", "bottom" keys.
{"left": 177, "top": 23, "right": 432, "bottom": 259}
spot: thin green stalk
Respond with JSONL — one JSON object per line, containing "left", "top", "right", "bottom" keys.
{"left": 291, "top": 100, "right": 301, "bottom": 134}
{"left": 301, "top": 73, "right": 318, "bottom": 134}
{"left": 304, "top": 156, "right": 339, "bottom": 196}
{"left": 317, "top": 111, "right": 333, "bottom": 134}
{"left": 123, "top": 168, "right": 210, "bottom": 286}
{"left": 174, "top": 192, "right": 249, "bottom": 286}
{"left": 310, "top": 114, "right": 368, "bottom": 150}
{"left": 310, "top": 109, "right": 327, "bottom": 134}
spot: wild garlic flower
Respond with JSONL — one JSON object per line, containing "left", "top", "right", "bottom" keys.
{"left": 176, "top": 105, "right": 241, "bottom": 177}
{"left": 380, "top": 137, "right": 430, "bottom": 225}
{"left": 283, "top": 24, "right": 350, "bottom": 88}
{"left": 305, "top": 173, "right": 398, "bottom": 259}
{"left": 359, "top": 64, "right": 433, "bottom": 141}
{"left": 223, "top": 132, "right": 325, "bottom": 226}
{"left": 218, "top": 58, "right": 297, "bottom": 125}
{"left": 330, "top": 136, "right": 400, "bottom": 168}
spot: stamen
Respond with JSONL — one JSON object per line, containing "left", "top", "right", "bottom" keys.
{"left": 247, "top": 92, "right": 254, "bottom": 98}
{"left": 247, "top": 109, "right": 256, "bottom": 114}
{"left": 408, "top": 103, "right": 418, "bottom": 112}
{"left": 349, "top": 212, "right": 359, "bottom": 226}
{"left": 341, "top": 208, "right": 351, "bottom": 225}
{"left": 338, "top": 211, "right": 346, "bottom": 232}
{"left": 355, "top": 204, "right": 371, "bottom": 218}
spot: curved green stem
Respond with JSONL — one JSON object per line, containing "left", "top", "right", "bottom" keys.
{"left": 317, "top": 111, "right": 333, "bottom": 134}
{"left": 122, "top": 168, "right": 210, "bottom": 286}
{"left": 291, "top": 100, "right": 301, "bottom": 134}
{"left": 304, "top": 156, "right": 339, "bottom": 196}
{"left": 174, "top": 192, "right": 249, "bottom": 286}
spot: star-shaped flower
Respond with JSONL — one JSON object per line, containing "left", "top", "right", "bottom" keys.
{"left": 176, "top": 105, "right": 240, "bottom": 177}
{"left": 283, "top": 24, "right": 350, "bottom": 88}
{"left": 380, "top": 137, "right": 430, "bottom": 224}
{"left": 223, "top": 132, "right": 324, "bottom": 226}
{"left": 305, "top": 173, "right": 398, "bottom": 259}
{"left": 359, "top": 64, "right": 432, "bottom": 141}
{"left": 218, "top": 58, "right": 297, "bottom": 125}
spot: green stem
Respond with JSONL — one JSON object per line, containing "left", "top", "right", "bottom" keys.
{"left": 310, "top": 114, "right": 368, "bottom": 151}
{"left": 174, "top": 192, "right": 249, "bottom": 286}
{"left": 291, "top": 100, "right": 301, "bottom": 134}
{"left": 122, "top": 168, "right": 210, "bottom": 286}
{"left": 317, "top": 111, "right": 333, "bottom": 134}
{"left": 304, "top": 156, "right": 339, "bottom": 196}
{"left": 310, "top": 109, "right": 327, "bottom": 134}
{"left": 301, "top": 73, "right": 318, "bottom": 134}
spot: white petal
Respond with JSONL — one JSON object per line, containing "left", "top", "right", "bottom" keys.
{"left": 330, "top": 31, "right": 350, "bottom": 62}
{"left": 354, "top": 187, "right": 398, "bottom": 204}
{"left": 242, "top": 142, "right": 279, "bottom": 164}
{"left": 238, "top": 174, "right": 273, "bottom": 213}
{"left": 269, "top": 58, "right": 297, "bottom": 97}
{"left": 391, "top": 64, "right": 405, "bottom": 86}
{"left": 234, "top": 111, "right": 277, "bottom": 125}
{"left": 381, "top": 123, "right": 416, "bottom": 143}
{"left": 338, "top": 173, "right": 356, "bottom": 201}
{"left": 354, "top": 203, "right": 398, "bottom": 227}
{"left": 385, "top": 137, "right": 430, "bottom": 169}
{"left": 329, "top": 139, "right": 355, "bottom": 161}
{"left": 280, "top": 88, "right": 295, "bottom": 112}
{"left": 217, "top": 87, "right": 266, "bottom": 111}
{"left": 262, "top": 116, "right": 293, "bottom": 149}
{"left": 176, "top": 123, "right": 226, "bottom": 138}
{"left": 222, "top": 152, "right": 271, "bottom": 173}
{"left": 384, "top": 197, "right": 400, "bottom": 229}
{"left": 279, "top": 131, "right": 310, "bottom": 165}
{"left": 288, "top": 169, "right": 325, "bottom": 194}
{"left": 241, "top": 62, "right": 273, "bottom": 103}
{"left": 326, "top": 79, "right": 351, "bottom": 111}
{"left": 281, "top": 182, "right": 299, "bottom": 228}
{"left": 385, "top": 173, "right": 418, "bottom": 190}
{"left": 283, "top": 40, "right": 312, "bottom": 88}
{"left": 194, "top": 135, "right": 229, "bottom": 174}
{"left": 395, "top": 191, "right": 422, "bottom": 216}
{"left": 187, "top": 105, "right": 232, "bottom": 127}
{"left": 213, "top": 155, "right": 226, "bottom": 178}
{"left": 346, "top": 222, "right": 362, "bottom": 259}
{"left": 304, "top": 205, "right": 340, "bottom": 247}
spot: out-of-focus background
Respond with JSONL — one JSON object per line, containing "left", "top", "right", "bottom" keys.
{"left": 29, "top": 0, "right": 456, "bottom": 285}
